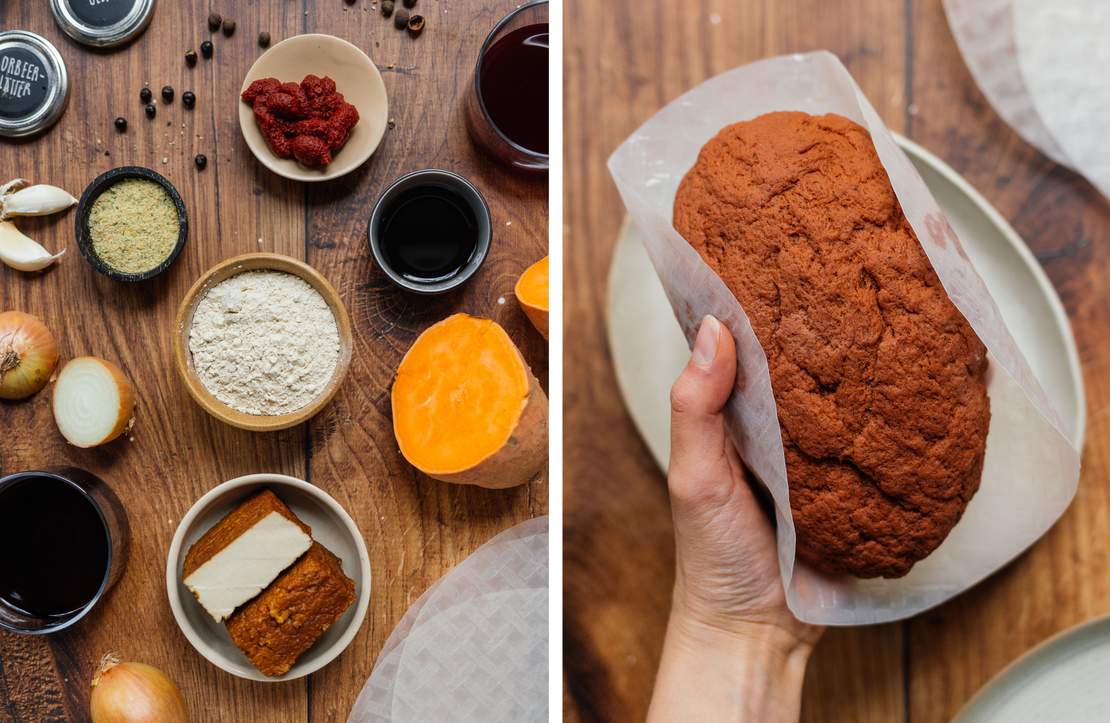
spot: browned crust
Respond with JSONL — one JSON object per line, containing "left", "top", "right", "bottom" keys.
{"left": 183, "top": 489, "right": 311, "bottom": 579}
{"left": 429, "top": 363, "right": 548, "bottom": 489}
{"left": 225, "top": 542, "right": 356, "bottom": 677}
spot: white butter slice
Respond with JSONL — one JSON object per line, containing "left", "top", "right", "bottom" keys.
{"left": 184, "top": 511, "right": 312, "bottom": 622}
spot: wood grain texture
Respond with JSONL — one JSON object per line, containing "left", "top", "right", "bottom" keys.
{"left": 564, "top": 0, "right": 1105, "bottom": 721}
{"left": 0, "top": 1, "right": 546, "bottom": 721}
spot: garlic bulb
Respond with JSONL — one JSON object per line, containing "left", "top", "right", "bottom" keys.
{"left": 1, "top": 184, "right": 77, "bottom": 219}
{"left": 0, "top": 220, "right": 65, "bottom": 272}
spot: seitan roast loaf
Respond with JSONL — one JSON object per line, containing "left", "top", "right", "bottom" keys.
{"left": 673, "top": 111, "right": 990, "bottom": 578}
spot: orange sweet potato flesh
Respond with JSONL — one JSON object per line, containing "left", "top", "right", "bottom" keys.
{"left": 392, "top": 313, "right": 547, "bottom": 488}
{"left": 514, "top": 256, "right": 549, "bottom": 339}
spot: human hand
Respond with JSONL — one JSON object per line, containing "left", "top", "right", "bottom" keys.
{"left": 647, "top": 315, "right": 822, "bottom": 723}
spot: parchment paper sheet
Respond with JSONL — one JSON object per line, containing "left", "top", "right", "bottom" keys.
{"left": 944, "top": 0, "right": 1110, "bottom": 200}
{"left": 347, "top": 517, "right": 547, "bottom": 722}
{"left": 607, "top": 52, "right": 1080, "bottom": 625}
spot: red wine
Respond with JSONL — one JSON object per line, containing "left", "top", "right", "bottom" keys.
{"left": 381, "top": 186, "right": 480, "bottom": 283}
{"left": 479, "top": 23, "right": 549, "bottom": 155}
{"left": 0, "top": 475, "right": 109, "bottom": 618}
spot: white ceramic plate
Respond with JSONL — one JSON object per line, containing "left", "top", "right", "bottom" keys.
{"left": 954, "top": 613, "right": 1110, "bottom": 722}
{"left": 239, "top": 34, "right": 388, "bottom": 182}
{"left": 165, "top": 473, "right": 372, "bottom": 682}
{"left": 606, "top": 134, "right": 1085, "bottom": 472}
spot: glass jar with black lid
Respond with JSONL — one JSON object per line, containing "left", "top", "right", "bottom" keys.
{"left": 50, "top": 0, "right": 155, "bottom": 48}
{"left": 0, "top": 30, "right": 69, "bottom": 139}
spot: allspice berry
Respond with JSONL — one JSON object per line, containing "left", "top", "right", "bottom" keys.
{"left": 403, "top": 0, "right": 416, "bottom": 7}
{"left": 200, "top": 40, "right": 213, "bottom": 58}
{"left": 381, "top": 0, "right": 394, "bottom": 17}
{"left": 258, "top": 31, "right": 270, "bottom": 47}
{"left": 407, "top": 14, "right": 425, "bottom": 36}
{"left": 222, "top": 19, "right": 236, "bottom": 37}
{"left": 394, "top": 8, "right": 409, "bottom": 29}
{"left": 207, "top": 12, "right": 222, "bottom": 31}
{"left": 185, "top": 49, "right": 198, "bottom": 67}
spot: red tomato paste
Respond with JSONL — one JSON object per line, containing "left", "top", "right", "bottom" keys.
{"left": 241, "top": 74, "right": 360, "bottom": 167}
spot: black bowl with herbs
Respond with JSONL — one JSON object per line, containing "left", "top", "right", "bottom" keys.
{"left": 75, "top": 166, "right": 188, "bottom": 282}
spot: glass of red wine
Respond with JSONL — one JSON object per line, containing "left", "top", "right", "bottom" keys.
{"left": 0, "top": 468, "right": 129, "bottom": 634}
{"left": 466, "top": 0, "right": 549, "bottom": 173}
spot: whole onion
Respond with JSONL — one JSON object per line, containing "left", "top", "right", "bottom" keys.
{"left": 90, "top": 654, "right": 188, "bottom": 723}
{"left": 0, "top": 310, "right": 58, "bottom": 400}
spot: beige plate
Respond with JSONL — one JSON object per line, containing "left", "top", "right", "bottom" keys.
{"left": 173, "top": 252, "right": 354, "bottom": 432}
{"left": 239, "top": 33, "right": 388, "bottom": 182}
{"left": 165, "top": 474, "right": 372, "bottom": 682}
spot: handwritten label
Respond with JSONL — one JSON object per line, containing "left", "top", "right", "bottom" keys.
{"left": 0, "top": 48, "right": 49, "bottom": 119}
{"left": 69, "top": 0, "right": 135, "bottom": 27}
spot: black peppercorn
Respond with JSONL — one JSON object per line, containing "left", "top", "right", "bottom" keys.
{"left": 144, "top": 104, "right": 156, "bottom": 119}
{"left": 207, "top": 13, "right": 221, "bottom": 31}
{"left": 161, "top": 86, "right": 174, "bottom": 103}
{"left": 139, "top": 87, "right": 152, "bottom": 103}
{"left": 382, "top": 0, "right": 394, "bottom": 17}
{"left": 185, "top": 49, "right": 198, "bottom": 67}
{"left": 258, "top": 31, "right": 270, "bottom": 47}
{"left": 222, "top": 19, "right": 236, "bottom": 37}
{"left": 403, "top": 0, "right": 416, "bottom": 7}
{"left": 182, "top": 91, "right": 196, "bottom": 108}
{"left": 114, "top": 117, "right": 127, "bottom": 132}
{"left": 394, "top": 8, "right": 409, "bottom": 28}
{"left": 407, "top": 14, "right": 425, "bottom": 36}
{"left": 200, "top": 40, "right": 213, "bottom": 58}
{"left": 195, "top": 154, "right": 208, "bottom": 170}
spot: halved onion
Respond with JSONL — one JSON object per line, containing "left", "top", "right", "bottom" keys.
{"left": 53, "top": 357, "right": 135, "bottom": 448}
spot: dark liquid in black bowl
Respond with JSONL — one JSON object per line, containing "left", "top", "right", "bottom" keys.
{"left": 0, "top": 476, "right": 109, "bottom": 618}
{"left": 381, "top": 186, "right": 479, "bottom": 283}
{"left": 479, "top": 23, "right": 549, "bottom": 155}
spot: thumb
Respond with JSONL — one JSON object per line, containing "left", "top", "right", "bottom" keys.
{"left": 668, "top": 315, "right": 738, "bottom": 506}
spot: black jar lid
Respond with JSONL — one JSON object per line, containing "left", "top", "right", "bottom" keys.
{"left": 0, "top": 31, "right": 69, "bottom": 139}
{"left": 50, "top": 0, "right": 155, "bottom": 48}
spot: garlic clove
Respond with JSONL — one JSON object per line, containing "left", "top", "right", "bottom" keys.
{"left": 0, "top": 220, "right": 65, "bottom": 272}
{"left": 1, "top": 184, "right": 77, "bottom": 219}
{"left": 0, "top": 178, "right": 30, "bottom": 198}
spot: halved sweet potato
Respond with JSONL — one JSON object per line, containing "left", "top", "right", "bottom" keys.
{"left": 514, "top": 256, "right": 548, "bottom": 339}
{"left": 392, "top": 313, "right": 547, "bottom": 488}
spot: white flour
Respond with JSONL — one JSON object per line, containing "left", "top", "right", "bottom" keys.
{"left": 188, "top": 270, "right": 341, "bottom": 416}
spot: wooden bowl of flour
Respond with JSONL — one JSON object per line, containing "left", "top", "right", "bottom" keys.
{"left": 173, "top": 253, "right": 354, "bottom": 432}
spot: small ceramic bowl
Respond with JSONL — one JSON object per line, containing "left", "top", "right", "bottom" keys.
{"left": 239, "top": 34, "right": 388, "bottom": 182}
{"left": 75, "top": 166, "right": 188, "bottom": 282}
{"left": 165, "top": 473, "right": 371, "bottom": 682}
{"left": 367, "top": 169, "right": 493, "bottom": 294}
{"left": 173, "top": 253, "right": 354, "bottom": 432}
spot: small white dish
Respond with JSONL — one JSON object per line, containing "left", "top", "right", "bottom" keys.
{"left": 239, "top": 33, "right": 388, "bottom": 182}
{"left": 166, "top": 473, "right": 371, "bottom": 682}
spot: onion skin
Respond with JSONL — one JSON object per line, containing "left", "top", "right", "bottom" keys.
{"left": 0, "top": 310, "right": 59, "bottom": 400}
{"left": 90, "top": 655, "right": 188, "bottom": 723}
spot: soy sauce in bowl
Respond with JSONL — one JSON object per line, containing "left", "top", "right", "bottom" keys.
{"left": 381, "top": 186, "right": 479, "bottom": 283}
{"left": 368, "top": 169, "right": 492, "bottom": 295}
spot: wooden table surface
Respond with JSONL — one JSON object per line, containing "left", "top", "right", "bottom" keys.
{"left": 564, "top": 1, "right": 1110, "bottom": 721}
{"left": 0, "top": 2, "right": 547, "bottom": 721}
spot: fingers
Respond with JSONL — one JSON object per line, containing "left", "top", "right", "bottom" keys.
{"left": 668, "top": 315, "right": 738, "bottom": 506}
